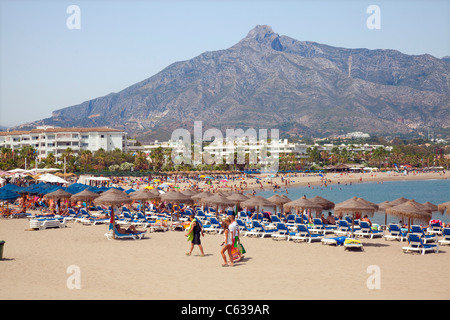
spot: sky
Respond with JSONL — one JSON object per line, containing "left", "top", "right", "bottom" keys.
{"left": 0, "top": 0, "right": 449, "bottom": 128}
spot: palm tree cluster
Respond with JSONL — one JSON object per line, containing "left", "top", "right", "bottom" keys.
{"left": 0, "top": 141, "right": 448, "bottom": 174}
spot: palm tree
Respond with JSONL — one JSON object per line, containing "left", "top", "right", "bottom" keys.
{"left": 80, "top": 150, "right": 92, "bottom": 172}
{"left": 134, "top": 151, "right": 149, "bottom": 171}
{"left": 0, "top": 147, "right": 15, "bottom": 170}
{"left": 149, "top": 147, "right": 164, "bottom": 172}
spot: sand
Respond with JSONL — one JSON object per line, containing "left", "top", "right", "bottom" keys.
{"left": 0, "top": 171, "right": 448, "bottom": 300}
{"left": 1, "top": 216, "right": 450, "bottom": 300}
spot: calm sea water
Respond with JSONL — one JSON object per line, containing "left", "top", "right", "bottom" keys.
{"left": 255, "top": 179, "right": 450, "bottom": 225}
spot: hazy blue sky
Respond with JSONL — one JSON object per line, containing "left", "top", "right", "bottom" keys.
{"left": 1, "top": 0, "right": 449, "bottom": 127}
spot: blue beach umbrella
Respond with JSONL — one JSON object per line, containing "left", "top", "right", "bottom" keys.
{"left": 0, "top": 189, "right": 20, "bottom": 201}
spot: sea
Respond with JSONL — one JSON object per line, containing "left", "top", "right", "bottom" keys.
{"left": 255, "top": 179, "right": 450, "bottom": 225}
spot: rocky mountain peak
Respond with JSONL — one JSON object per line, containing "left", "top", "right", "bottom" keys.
{"left": 244, "top": 24, "right": 283, "bottom": 51}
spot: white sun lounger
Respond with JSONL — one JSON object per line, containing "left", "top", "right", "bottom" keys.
{"left": 29, "top": 218, "right": 67, "bottom": 230}
{"left": 438, "top": 228, "right": 450, "bottom": 246}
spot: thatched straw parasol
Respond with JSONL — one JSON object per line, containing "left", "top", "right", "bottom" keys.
{"left": 93, "top": 188, "right": 132, "bottom": 206}
{"left": 310, "top": 196, "right": 335, "bottom": 210}
{"left": 226, "top": 193, "right": 249, "bottom": 215}
{"left": 356, "top": 197, "right": 379, "bottom": 211}
{"left": 438, "top": 201, "right": 450, "bottom": 214}
{"left": 130, "top": 189, "right": 158, "bottom": 201}
{"left": 422, "top": 201, "right": 438, "bottom": 213}
{"left": 181, "top": 189, "right": 199, "bottom": 197}
{"left": 130, "top": 189, "right": 160, "bottom": 212}
{"left": 335, "top": 197, "right": 377, "bottom": 216}
{"left": 191, "top": 191, "right": 213, "bottom": 201}
{"left": 44, "top": 188, "right": 73, "bottom": 215}
{"left": 71, "top": 189, "right": 100, "bottom": 202}
{"left": 241, "top": 195, "right": 277, "bottom": 209}
{"left": 45, "top": 188, "right": 72, "bottom": 200}
{"left": 205, "top": 192, "right": 236, "bottom": 216}
{"left": 377, "top": 200, "right": 393, "bottom": 225}
{"left": 335, "top": 197, "right": 377, "bottom": 237}
{"left": 227, "top": 193, "right": 249, "bottom": 203}
{"left": 267, "top": 194, "right": 290, "bottom": 215}
{"left": 386, "top": 200, "right": 433, "bottom": 232}
{"left": 160, "top": 190, "right": 192, "bottom": 203}
{"left": 388, "top": 197, "right": 409, "bottom": 207}
{"left": 283, "top": 196, "right": 323, "bottom": 223}
{"left": 241, "top": 195, "right": 277, "bottom": 220}
{"left": 70, "top": 189, "right": 100, "bottom": 212}
{"left": 377, "top": 201, "right": 392, "bottom": 212}
{"left": 93, "top": 188, "right": 132, "bottom": 239}
{"left": 160, "top": 190, "right": 193, "bottom": 219}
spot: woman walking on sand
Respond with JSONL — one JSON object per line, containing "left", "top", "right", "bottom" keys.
{"left": 220, "top": 220, "right": 234, "bottom": 267}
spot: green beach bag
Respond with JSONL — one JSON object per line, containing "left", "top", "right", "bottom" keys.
{"left": 238, "top": 242, "right": 246, "bottom": 254}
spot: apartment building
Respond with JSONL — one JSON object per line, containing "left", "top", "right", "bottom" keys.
{"left": 0, "top": 126, "right": 127, "bottom": 159}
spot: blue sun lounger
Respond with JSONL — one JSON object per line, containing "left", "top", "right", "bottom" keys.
{"left": 402, "top": 233, "right": 439, "bottom": 255}
{"left": 355, "top": 221, "right": 383, "bottom": 239}
{"left": 384, "top": 224, "right": 406, "bottom": 242}
{"left": 289, "top": 224, "right": 324, "bottom": 243}
{"left": 104, "top": 225, "right": 146, "bottom": 240}
{"left": 411, "top": 225, "right": 437, "bottom": 244}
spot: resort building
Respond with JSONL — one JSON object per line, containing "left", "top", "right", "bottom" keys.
{"left": 140, "top": 139, "right": 392, "bottom": 165}
{"left": 0, "top": 126, "right": 128, "bottom": 160}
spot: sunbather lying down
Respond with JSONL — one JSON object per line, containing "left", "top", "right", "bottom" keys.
{"left": 115, "top": 224, "right": 145, "bottom": 234}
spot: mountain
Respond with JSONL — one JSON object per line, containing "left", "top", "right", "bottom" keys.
{"left": 15, "top": 25, "right": 450, "bottom": 142}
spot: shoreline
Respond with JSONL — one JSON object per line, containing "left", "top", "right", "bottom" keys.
{"left": 168, "top": 171, "right": 449, "bottom": 193}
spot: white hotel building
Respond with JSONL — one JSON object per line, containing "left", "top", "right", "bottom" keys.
{"left": 0, "top": 126, "right": 127, "bottom": 160}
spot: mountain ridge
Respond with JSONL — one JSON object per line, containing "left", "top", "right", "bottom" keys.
{"left": 14, "top": 25, "right": 450, "bottom": 142}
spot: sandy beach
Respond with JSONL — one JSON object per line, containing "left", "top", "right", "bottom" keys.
{"left": 0, "top": 171, "right": 449, "bottom": 301}
{"left": 1, "top": 214, "right": 449, "bottom": 300}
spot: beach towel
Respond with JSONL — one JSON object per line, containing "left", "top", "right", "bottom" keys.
{"left": 186, "top": 219, "right": 195, "bottom": 242}
{"left": 332, "top": 236, "right": 347, "bottom": 246}
{"left": 344, "top": 238, "right": 361, "bottom": 246}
